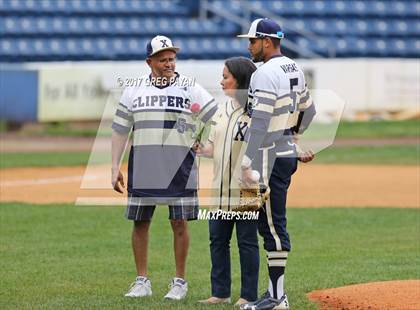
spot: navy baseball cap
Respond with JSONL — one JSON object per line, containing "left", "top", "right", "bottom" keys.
{"left": 237, "top": 18, "right": 284, "bottom": 39}
{"left": 146, "top": 35, "right": 180, "bottom": 57}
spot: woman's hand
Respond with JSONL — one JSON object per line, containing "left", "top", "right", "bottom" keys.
{"left": 193, "top": 142, "right": 214, "bottom": 157}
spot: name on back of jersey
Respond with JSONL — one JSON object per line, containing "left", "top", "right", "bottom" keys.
{"left": 280, "top": 63, "right": 299, "bottom": 74}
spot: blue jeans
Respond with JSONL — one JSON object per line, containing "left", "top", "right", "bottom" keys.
{"left": 209, "top": 218, "right": 259, "bottom": 301}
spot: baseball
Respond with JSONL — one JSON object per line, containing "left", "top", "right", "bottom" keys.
{"left": 250, "top": 170, "right": 260, "bottom": 182}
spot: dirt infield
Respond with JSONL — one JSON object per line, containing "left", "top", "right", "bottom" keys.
{"left": 307, "top": 280, "right": 420, "bottom": 310}
{"left": 0, "top": 163, "right": 419, "bottom": 207}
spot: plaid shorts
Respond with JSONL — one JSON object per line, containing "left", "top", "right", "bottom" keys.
{"left": 125, "top": 192, "right": 199, "bottom": 221}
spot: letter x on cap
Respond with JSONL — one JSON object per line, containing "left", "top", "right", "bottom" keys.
{"left": 146, "top": 35, "right": 180, "bottom": 57}
{"left": 237, "top": 18, "right": 284, "bottom": 39}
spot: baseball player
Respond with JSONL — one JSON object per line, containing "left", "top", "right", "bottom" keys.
{"left": 237, "top": 18, "right": 316, "bottom": 310}
{"left": 111, "top": 35, "right": 217, "bottom": 300}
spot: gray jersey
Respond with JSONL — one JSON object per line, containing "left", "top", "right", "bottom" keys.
{"left": 112, "top": 73, "right": 217, "bottom": 197}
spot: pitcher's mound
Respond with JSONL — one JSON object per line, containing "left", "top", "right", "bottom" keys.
{"left": 307, "top": 280, "right": 420, "bottom": 310}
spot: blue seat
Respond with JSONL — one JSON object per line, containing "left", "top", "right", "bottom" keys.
{"left": 96, "top": 17, "right": 112, "bottom": 35}
{"left": 349, "top": 19, "right": 368, "bottom": 36}
{"left": 306, "top": 1, "right": 330, "bottom": 16}
{"left": 308, "top": 18, "right": 328, "bottom": 35}
{"left": 295, "top": 37, "right": 314, "bottom": 55}
{"left": 334, "top": 38, "right": 350, "bottom": 56}
{"left": 0, "top": 38, "right": 15, "bottom": 57}
{"left": 365, "top": 1, "right": 387, "bottom": 17}
{"left": 0, "top": 0, "right": 24, "bottom": 14}
{"left": 333, "top": 18, "right": 350, "bottom": 35}
{"left": 212, "top": 0, "right": 242, "bottom": 14}
{"left": 353, "top": 38, "right": 369, "bottom": 56}
{"left": 351, "top": 1, "right": 368, "bottom": 16}
{"left": 63, "top": 38, "right": 81, "bottom": 59}
{"left": 49, "top": 17, "right": 66, "bottom": 35}
{"left": 372, "top": 19, "right": 390, "bottom": 36}
{"left": 186, "top": 38, "right": 201, "bottom": 58}
{"left": 79, "top": 38, "right": 98, "bottom": 59}
{"left": 389, "top": 1, "right": 409, "bottom": 16}
{"left": 46, "top": 38, "right": 65, "bottom": 58}
{"left": 409, "top": 19, "right": 420, "bottom": 36}
{"left": 386, "top": 1, "right": 418, "bottom": 17}
{"left": 31, "top": 38, "right": 51, "bottom": 59}
{"left": 321, "top": 1, "right": 350, "bottom": 16}
{"left": 111, "top": 18, "right": 127, "bottom": 35}
{"left": 312, "top": 37, "right": 330, "bottom": 56}
{"left": 141, "top": 18, "right": 157, "bottom": 34}
{"left": 406, "top": 1, "right": 420, "bottom": 17}
{"left": 371, "top": 38, "right": 388, "bottom": 56}
{"left": 388, "top": 39, "right": 408, "bottom": 57}
{"left": 0, "top": 17, "right": 18, "bottom": 36}
{"left": 287, "top": 18, "right": 307, "bottom": 34}
{"left": 389, "top": 19, "right": 408, "bottom": 36}
{"left": 406, "top": 39, "right": 420, "bottom": 57}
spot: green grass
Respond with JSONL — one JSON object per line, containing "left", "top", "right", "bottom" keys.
{"left": 1, "top": 144, "right": 419, "bottom": 169}
{"left": 0, "top": 121, "right": 7, "bottom": 133}
{"left": 0, "top": 152, "right": 91, "bottom": 169}
{"left": 336, "top": 120, "right": 419, "bottom": 139}
{"left": 42, "top": 123, "right": 109, "bottom": 137}
{"left": 315, "top": 144, "right": 420, "bottom": 165}
{"left": 0, "top": 204, "right": 419, "bottom": 309}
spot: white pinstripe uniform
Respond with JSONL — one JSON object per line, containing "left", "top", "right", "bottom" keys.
{"left": 242, "top": 55, "right": 315, "bottom": 304}
{"left": 207, "top": 100, "right": 251, "bottom": 211}
{"left": 237, "top": 20, "right": 316, "bottom": 304}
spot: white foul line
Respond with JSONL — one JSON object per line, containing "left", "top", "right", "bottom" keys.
{"left": 0, "top": 175, "right": 99, "bottom": 187}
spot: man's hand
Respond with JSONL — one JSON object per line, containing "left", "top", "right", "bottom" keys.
{"left": 294, "top": 135, "right": 315, "bottom": 163}
{"left": 111, "top": 169, "right": 125, "bottom": 193}
{"left": 298, "top": 150, "right": 315, "bottom": 163}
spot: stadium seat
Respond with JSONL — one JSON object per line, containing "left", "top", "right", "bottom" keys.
{"left": 354, "top": 38, "right": 369, "bottom": 56}
{"left": 406, "top": 39, "right": 420, "bottom": 57}
{"left": 0, "top": 38, "right": 15, "bottom": 58}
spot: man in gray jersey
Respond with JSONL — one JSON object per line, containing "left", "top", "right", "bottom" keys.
{"left": 111, "top": 35, "right": 217, "bottom": 300}
{"left": 237, "top": 18, "right": 316, "bottom": 310}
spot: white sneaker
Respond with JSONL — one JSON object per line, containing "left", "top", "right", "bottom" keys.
{"left": 124, "top": 276, "right": 152, "bottom": 297}
{"left": 273, "top": 294, "right": 289, "bottom": 310}
{"left": 164, "top": 277, "right": 188, "bottom": 300}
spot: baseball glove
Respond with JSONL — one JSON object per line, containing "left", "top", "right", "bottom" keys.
{"left": 233, "top": 185, "right": 270, "bottom": 212}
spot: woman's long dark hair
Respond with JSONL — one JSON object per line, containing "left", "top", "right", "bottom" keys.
{"left": 224, "top": 57, "right": 257, "bottom": 108}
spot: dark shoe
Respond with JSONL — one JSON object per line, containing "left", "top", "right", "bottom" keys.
{"left": 240, "top": 291, "right": 289, "bottom": 310}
